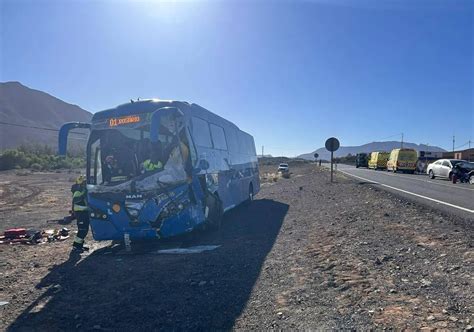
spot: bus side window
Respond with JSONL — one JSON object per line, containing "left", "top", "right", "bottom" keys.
{"left": 225, "top": 127, "right": 239, "bottom": 154}
{"left": 210, "top": 124, "right": 228, "bottom": 150}
{"left": 237, "top": 132, "right": 247, "bottom": 155}
{"left": 239, "top": 133, "right": 253, "bottom": 156}
{"left": 191, "top": 117, "right": 212, "bottom": 148}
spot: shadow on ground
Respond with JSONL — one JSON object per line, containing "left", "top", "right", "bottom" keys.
{"left": 8, "top": 199, "right": 288, "bottom": 331}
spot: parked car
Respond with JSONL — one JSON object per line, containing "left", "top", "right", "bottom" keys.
{"left": 277, "top": 163, "right": 289, "bottom": 173}
{"left": 387, "top": 148, "right": 417, "bottom": 173}
{"left": 427, "top": 159, "right": 466, "bottom": 180}
{"left": 355, "top": 153, "right": 369, "bottom": 168}
{"left": 368, "top": 151, "right": 389, "bottom": 170}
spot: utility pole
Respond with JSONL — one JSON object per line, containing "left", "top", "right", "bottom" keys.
{"left": 468, "top": 140, "right": 472, "bottom": 161}
{"left": 261, "top": 145, "right": 264, "bottom": 157}
{"left": 452, "top": 136, "right": 455, "bottom": 152}
{"left": 401, "top": 133, "right": 404, "bottom": 149}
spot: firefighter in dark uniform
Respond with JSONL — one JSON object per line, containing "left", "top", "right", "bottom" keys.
{"left": 71, "top": 175, "right": 90, "bottom": 252}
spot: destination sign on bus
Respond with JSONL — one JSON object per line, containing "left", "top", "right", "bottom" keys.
{"left": 109, "top": 115, "right": 141, "bottom": 127}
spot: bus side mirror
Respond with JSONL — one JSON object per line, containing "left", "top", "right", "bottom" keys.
{"left": 58, "top": 122, "right": 91, "bottom": 156}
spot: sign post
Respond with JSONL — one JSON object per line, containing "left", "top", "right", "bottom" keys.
{"left": 325, "top": 137, "right": 340, "bottom": 183}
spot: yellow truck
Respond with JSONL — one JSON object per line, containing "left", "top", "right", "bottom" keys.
{"left": 368, "top": 151, "right": 390, "bottom": 170}
{"left": 386, "top": 148, "right": 418, "bottom": 173}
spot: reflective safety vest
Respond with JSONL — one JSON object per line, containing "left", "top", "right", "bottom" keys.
{"left": 143, "top": 159, "right": 163, "bottom": 171}
{"left": 110, "top": 175, "right": 128, "bottom": 182}
{"left": 72, "top": 188, "right": 88, "bottom": 212}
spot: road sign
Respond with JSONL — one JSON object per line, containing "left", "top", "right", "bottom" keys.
{"left": 325, "top": 137, "right": 340, "bottom": 152}
{"left": 325, "top": 137, "right": 340, "bottom": 183}
{"left": 313, "top": 153, "right": 319, "bottom": 159}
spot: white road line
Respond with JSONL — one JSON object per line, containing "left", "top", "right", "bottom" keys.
{"left": 349, "top": 167, "right": 474, "bottom": 192}
{"left": 338, "top": 170, "right": 474, "bottom": 214}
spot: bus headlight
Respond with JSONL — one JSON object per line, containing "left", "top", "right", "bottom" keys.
{"left": 128, "top": 209, "right": 140, "bottom": 217}
{"left": 125, "top": 201, "right": 144, "bottom": 218}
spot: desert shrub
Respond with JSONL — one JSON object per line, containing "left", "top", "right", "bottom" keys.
{"left": 334, "top": 153, "right": 357, "bottom": 165}
{"left": 0, "top": 146, "right": 85, "bottom": 171}
{"left": 0, "top": 149, "right": 29, "bottom": 170}
{"left": 30, "top": 163, "right": 43, "bottom": 171}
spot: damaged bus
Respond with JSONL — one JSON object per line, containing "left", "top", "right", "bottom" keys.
{"left": 59, "top": 100, "right": 259, "bottom": 241}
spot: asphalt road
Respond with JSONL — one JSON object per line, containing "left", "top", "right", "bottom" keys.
{"left": 333, "top": 164, "right": 474, "bottom": 220}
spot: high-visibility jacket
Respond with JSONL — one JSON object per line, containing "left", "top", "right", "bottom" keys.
{"left": 71, "top": 184, "right": 88, "bottom": 212}
{"left": 143, "top": 159, "right": 163, "bottom": 171}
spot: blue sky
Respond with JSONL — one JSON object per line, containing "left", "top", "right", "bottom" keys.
{"left": 1, "top": 0, "right": 472, "bottom": 156}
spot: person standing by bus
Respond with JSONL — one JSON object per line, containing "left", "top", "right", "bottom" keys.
{"left": 71, "top": 175, "right": 90, "bottom": 252}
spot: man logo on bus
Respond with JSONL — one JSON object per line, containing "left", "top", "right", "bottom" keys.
{"left": 109, "top": 115, "right": 141, "bottom": 127}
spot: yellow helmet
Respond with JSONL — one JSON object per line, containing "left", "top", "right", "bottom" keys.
{"left": 75, "top": 175, "right": 86, "bottom": 185}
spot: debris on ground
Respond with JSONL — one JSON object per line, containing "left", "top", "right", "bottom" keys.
{"left": 0, "top": 227, "right": 69, "bottom": 245}
{"left": 155, "top": 245, "right": 221, "bottom": 254}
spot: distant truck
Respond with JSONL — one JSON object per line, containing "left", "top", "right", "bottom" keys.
{"left": 277, "top": 163, "right": 290, "bottom": 178}
{"left": 355, "top": 153, "right": 369, "bottom": 168}
{"left": 277, "top": 163, "right": 289, "bottom": 173}
{"left": 387, "top": 148, "right": 418, "bottom": 173}
{"left": 368, "top": 152, "right": 390, "bottom": 170}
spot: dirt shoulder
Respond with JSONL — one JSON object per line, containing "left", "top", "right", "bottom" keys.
{"left": 1, "top": 165, "right": 473, "bottom": 330}
{"left": 0, "top": 169, "right": 81, "bottom": 230}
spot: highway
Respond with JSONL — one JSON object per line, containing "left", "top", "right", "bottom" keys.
{"left": 334, "top": 164, "right": 474, "bottom": 220}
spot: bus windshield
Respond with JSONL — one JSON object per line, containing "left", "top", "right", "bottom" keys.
{"left": 87, "top": 115, "right": 190, "bottom": 192}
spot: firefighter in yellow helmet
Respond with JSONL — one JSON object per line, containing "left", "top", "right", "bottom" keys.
{"left": 71, "top": 175, "right": 90, "bottom": 252}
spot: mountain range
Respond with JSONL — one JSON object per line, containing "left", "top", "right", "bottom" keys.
{"left": 0, "top": 81, "right": 92, "bottom": 149}
{"left": 0, "top": 82, "right": 448, "bottom": 160}
{"left": 298, "top": 141, "right": 446, "bottom": 161}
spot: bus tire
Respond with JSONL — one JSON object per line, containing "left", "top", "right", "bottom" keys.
{"left": 205, "top": 192, "right": 223, "bottom": 231}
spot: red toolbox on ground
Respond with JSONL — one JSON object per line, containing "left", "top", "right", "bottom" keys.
{"left": 4, "top": 228, "right": 27, "bottom": 239}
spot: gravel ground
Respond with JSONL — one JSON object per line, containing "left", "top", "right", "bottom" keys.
{"left": 1, "top": 164, "right": 473, "bottom": 330}
{"left": 0, "top": 169, "right": 80, "bottom": 230}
